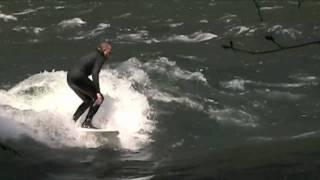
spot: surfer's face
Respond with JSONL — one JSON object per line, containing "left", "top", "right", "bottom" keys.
{"left": 99, "top": 42, "right": 112, "bottom": 59}
{"left": 103, "top": 47, "right": 112, "bottom": 58}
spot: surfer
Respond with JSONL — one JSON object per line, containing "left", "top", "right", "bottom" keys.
{"left": 67, "top": 42, "right": 112, "bottom": 128}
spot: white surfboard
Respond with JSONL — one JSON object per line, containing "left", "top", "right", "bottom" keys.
{"left": 78, "top": 128, "right": 119, "bottom": 136}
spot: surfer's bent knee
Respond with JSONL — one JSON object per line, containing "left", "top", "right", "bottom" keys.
{"left": 93, "top": 94, "right": 104, "bottom": 106}
{"left": 98, "top": 95, "right": 104, "bottom": 105}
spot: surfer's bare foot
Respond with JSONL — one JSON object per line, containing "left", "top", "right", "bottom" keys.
{"left": 82, "top": 120, "right": 98, "bottom": 129}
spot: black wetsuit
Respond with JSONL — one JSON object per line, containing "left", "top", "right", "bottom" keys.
{"left": 67, "top": 50, "right": 105, "bottom": 124}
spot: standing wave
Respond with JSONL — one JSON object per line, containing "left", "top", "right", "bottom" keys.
{"left": 0, "top": 68, "right": 154, "bottom": 150}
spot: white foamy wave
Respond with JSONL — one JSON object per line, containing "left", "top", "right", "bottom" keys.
{"left": 118, "top": 30, "right": 148, "bottom": 40}
{"left": 222, "top": 78, "right": 317, "bottom": 91}
{"left": 0, "top": 110, "right": 26, "bottom": 140}
{"left": 176, "top": 55, "right": 200, "bottom": 61}
{"left": 261, "top": 82, "right": 311, "bottom": 88}
{"left": 143, "top": 57, "right": 208, "bottom": 84}
{"left": 221, "top": 79, "right": 248, "bottom": 90}
{"left": 260, "top": 6, "right": 283, "bottom": 10}
{"left": 114, "top": 57, "right": 208, "bottom": 111}
{"left": 117, "top": 30, "right": 159, "bottom": 44}
{"left": 91, "top": 23, "right": 110, "bottom": 33}
{"left": 54, "top": 6, "right": 65, "bottom": 10}
{"left": 0, "top": 106, "right": 87, "bottom": 148}
{"left": 268, "top": 25, "right": 302, "bottom": 39}
{"left": 58, "top": 18, "right": 86, "bottom": 29}
{"left": 208, "top": 108, "right": 258, "bottom": 127}
{"left": 295, "top": 76, "right": 317, "bottom": 82}
{"left": 291, "top": 131, "right": 320, "bottom": 139}
{"left": 0, "top": 70, "right": 154, "bottom": 150}
{"left": 255, "top": 89, "right": 305, "bottom": 101}
{"left": 117, "top": 57, "right": 207, "bottom": 85}
{"left": 13, "top": 26, "right": 45, "bottom": 34}
{"left": 147, "top": 89, "right": 204, "bottom": 111}
{"left": 224, "top": 25, "right": 261, "bottom": 37}
{"left": 229, "top": 26, "right": 258, "bottom": 36}
{"left": 13, "top": 9, "right": 37, "bottom": 15}
{"left": 290, "top": 74, "right": 318, "bottom": 83}
{"left": 13, "top": 7, "right": 44, "bottom": 16}
{"left": 115, "top": 58, "right": 151, "bottom": 85}
{"left": 114, "top": 13, "right": 131, "bottom": 19}
{"left": 95, "top": 70, "right": 154, "bottom": 149}
{"left": 199, "top": 19, "right": 209, "bottom": 24}
{"left": 0, "top": 13, "right": 17, "bottom": 22}
{"left": 167, "top": 32, "right": 217, "bottom": 43}
{"left": 70, "top": 23, "right": 110, "bottom": 40}
{"left": 116, "top": 31, "right": 216, "bottom": 44}
{"left": 168, "top": 22, "right": 184, "bottom": 28}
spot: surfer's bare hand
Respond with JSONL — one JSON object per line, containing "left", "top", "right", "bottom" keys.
{"left": 95, "top": 93, "right": 103, "bottom": 105}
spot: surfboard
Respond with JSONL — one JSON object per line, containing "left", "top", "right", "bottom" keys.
{"left": 78, "top": 128, "right": 119, "bottom": 136}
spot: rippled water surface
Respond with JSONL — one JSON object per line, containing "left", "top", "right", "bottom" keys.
{"left": 1, "top": 1, "right": 320, "bottom": 179}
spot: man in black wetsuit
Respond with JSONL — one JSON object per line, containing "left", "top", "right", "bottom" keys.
{"left": 67, "top": 42, "right": 112, "bottom": 128}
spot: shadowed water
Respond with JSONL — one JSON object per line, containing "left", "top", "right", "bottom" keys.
{"left": 1, "top": 0, "right": 320, "bottom": 179}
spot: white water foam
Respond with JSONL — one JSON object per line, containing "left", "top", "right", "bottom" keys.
{"left": 58, "top": 18, "right": 86, "bottom": 29}
{"left": 115, "top": 57, "right": 208, "bottom": 110}
{"left": 168, "top": 22, "right": 184, "bottom": 28}
{"left": 147, "top": 89, "right": 204, "bottom": 111}
{"left": 143, "top": 57, "right": 208, "bottom": 84}
{"left": 222, "top": 78, "right": 318, "bottom": 91}
{"left": 0, "top": 12, "right": 17, "bottom": 22}
{"left": 225, "top": 25, "right": 261, "bottom": 37}
{"left": 260, "top": 6, "right": 283, "bottom": 10}
{"left": 117, "top": 30, "right": 159, "bottom": 44}
{"left": 0, "top": 57, "right": 210, "bottom": 149}
{"left": 13, "top": 26, "right": 45, "bottom": 34}
{"left": 289, "top": 73, "right": 318, "bottom": 83}
{"left": 221, "top": 79, "right": 248, "bottom": 90}
{"left": 167, "top": 32, "right": 217, "bottom": 43}
{"left": 291, "top": 131, "right": 320, "bottom": 139}
{"left": 71, "top": 23, "right": 111, "bottom": 40}
{"left": 114, "top": 13, "right": 132, "bottom": 19}
{"left": 255, "top": 89, "right": 305, "bottom": 101}
{"left": 54, "top": 6, "right": 65, "bottom": 10}
{"left": 268, "top": 25, "right": 302, "bottom": 39}
{"left": 0, "top": 69, "right": 154, "bottom": 150}
{"left": 116, "top": 58, "right": 257, "bottom": 128}
{"left": 13, "top": 7, "right": 45, "bottom": 16}
{"left": 208, "top": 108, "right": 258, "bottom": 127}
{"left": 116, "top": 31, "right": 217, "bottom": 44}
{"left": 199, "top": 19, "right": 209, "bottom": 24}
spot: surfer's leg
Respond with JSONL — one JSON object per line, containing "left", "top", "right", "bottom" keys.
{"left": 73, "top": 100, "right": 91, "bottom": 121}
{"left": 84, "top": 94, "right": 104, "bottom": 122}
{"left": 74, "top": 78, "right": 104, "bottom": 128}
{"left": 68, "top": 83, "right": 92, "bottom": 121}
{"left": 82, "top": 102, "right": 103, "bottom": 128}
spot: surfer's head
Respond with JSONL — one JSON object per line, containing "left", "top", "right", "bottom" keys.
{"left": 97, "top": 41, "right": 112, "bottom": 58}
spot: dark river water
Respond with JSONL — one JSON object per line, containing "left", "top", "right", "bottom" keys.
{"left": 1, "top": 1, "right": 320, "bottom": 179}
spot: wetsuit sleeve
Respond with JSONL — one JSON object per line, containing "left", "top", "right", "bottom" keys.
{"left": 92, "top": 56, "right": 104, "bottom": 93}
